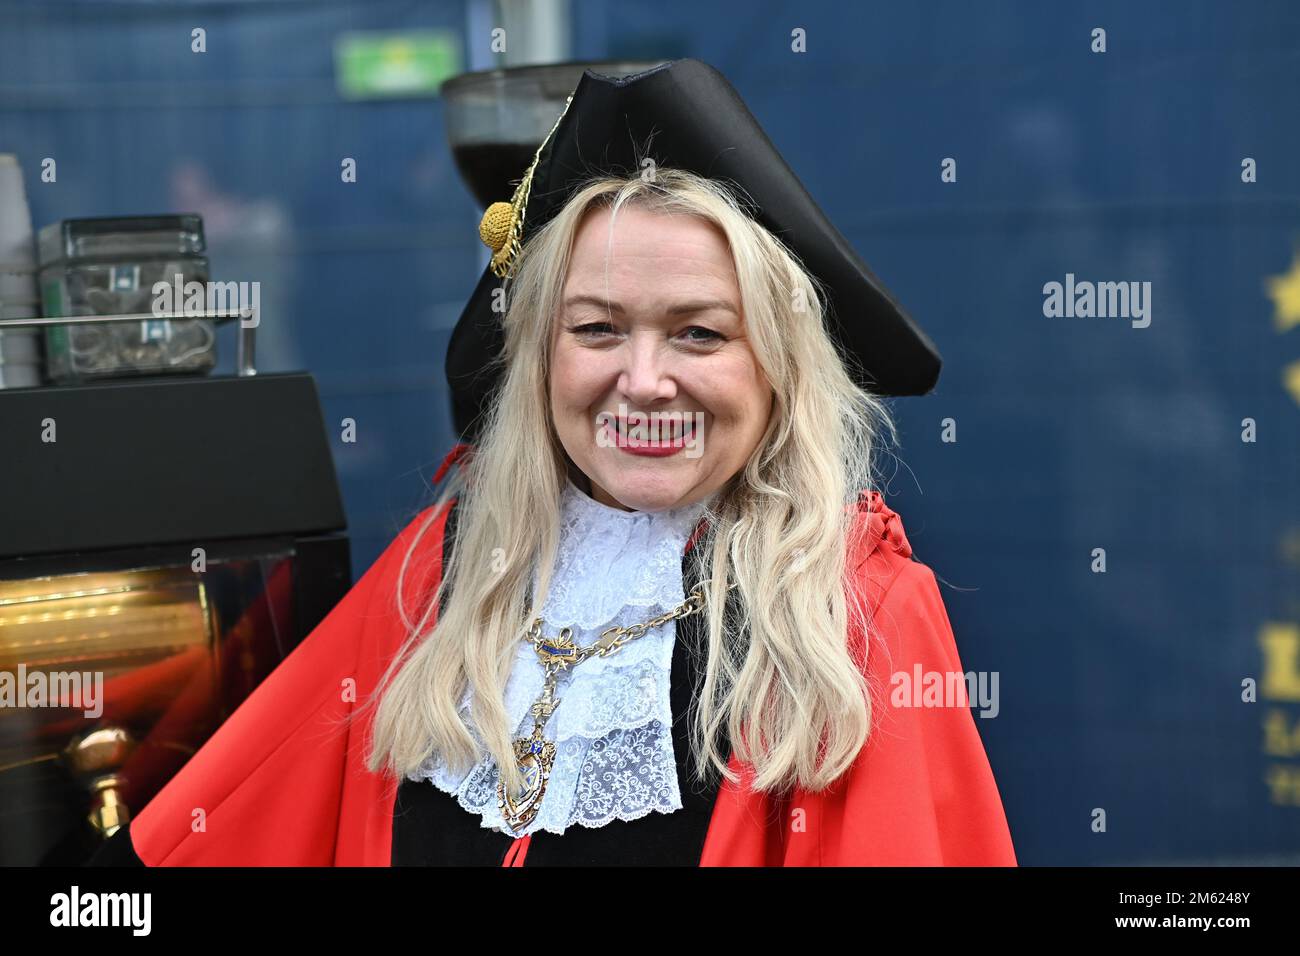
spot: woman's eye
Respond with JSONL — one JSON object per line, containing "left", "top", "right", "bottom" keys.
{"left": 567, "top": 323, "right": 722, "bottom": 344}
{"left": 571, "top": 322, "right": 615, "bottom": 336}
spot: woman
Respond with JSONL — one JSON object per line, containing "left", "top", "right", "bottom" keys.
{"left": 91, "top": 59, "right": 1015, "bottom": 866}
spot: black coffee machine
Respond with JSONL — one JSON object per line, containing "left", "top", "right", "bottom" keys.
{"left": 0, "top": 369, "right": 350, "bottom": 865}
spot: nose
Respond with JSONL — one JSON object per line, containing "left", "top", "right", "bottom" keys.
{"left": 617, "top": 332, "right": 677, "bottom": 405}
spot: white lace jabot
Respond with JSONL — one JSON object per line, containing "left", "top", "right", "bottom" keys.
{"left": 409, "top": 475, "right": 714, "bottom": 837}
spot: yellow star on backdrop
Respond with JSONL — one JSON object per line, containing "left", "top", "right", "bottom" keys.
{"left": 1266, "top": 253, "right": 1300, "bottom": 333}
{"left": 1285, "top": 358, "right": 1300, "bottom": 409}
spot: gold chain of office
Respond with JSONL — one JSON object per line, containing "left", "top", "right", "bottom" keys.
{"left": 496, "top": 578, "right": 737, "bottom": 831}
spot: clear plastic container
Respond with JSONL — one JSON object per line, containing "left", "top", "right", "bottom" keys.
{"left": 38, "top": 215, "right": 216, "bottom": 382}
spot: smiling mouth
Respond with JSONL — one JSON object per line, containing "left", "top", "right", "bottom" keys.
{"left": 611, "top": 416, "right": 698, "bottom": 444}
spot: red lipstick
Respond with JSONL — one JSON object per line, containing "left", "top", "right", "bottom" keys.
{"left": 601, "top": 417, "right": 697, "bottom": 457}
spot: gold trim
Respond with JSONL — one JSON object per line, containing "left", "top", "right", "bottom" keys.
{"left": 478, "top": 93, "right": 576, "bottom": 279}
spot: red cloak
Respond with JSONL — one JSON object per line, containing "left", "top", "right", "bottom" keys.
{"left": 122, "top": 483, "right": 1017, "bottom": 867}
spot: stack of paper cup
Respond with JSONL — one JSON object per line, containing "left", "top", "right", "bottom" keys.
{"left": 0, "top": 153, "right": 43, "bottom": 388}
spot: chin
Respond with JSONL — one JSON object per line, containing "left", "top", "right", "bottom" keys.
{"left": 598, "top": 467, "right": 694, "bottom": 512}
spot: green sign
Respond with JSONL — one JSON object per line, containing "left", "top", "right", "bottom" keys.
{"left": 335, "top": 31, "right": 461, "bottom": 100}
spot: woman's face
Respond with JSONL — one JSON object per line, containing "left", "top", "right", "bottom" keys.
{"left": 550, "top": 204, "right": 773, "bottom": 513}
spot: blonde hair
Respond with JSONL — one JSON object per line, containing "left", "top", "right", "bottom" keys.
{"left": 365, "top": 165, "right": 899, "bottom": 799}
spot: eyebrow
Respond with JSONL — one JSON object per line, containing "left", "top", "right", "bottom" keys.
{"left": 563, "top": 294, "right": 739, "bottom": 317}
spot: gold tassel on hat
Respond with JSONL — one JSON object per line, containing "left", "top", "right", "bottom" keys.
{"left": 478, "top": 93, "right": 574, "bottom": 279}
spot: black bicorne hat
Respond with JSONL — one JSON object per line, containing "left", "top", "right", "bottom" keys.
{"left": 445, "top": 58, "right": 941, "bottom": 443}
